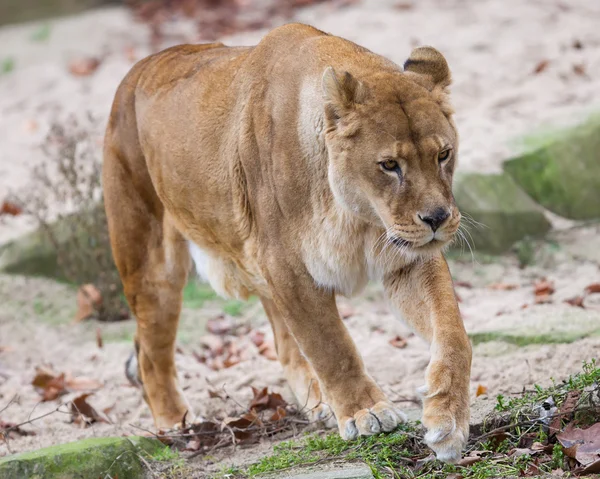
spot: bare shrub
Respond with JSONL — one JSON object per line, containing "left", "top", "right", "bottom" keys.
{"left": 18, "top": 114, "right": 128, "bottom": 322}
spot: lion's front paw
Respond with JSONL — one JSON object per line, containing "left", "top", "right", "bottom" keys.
{"left": 338, "top": 401, "right": 407, "bottom": 440}
{"left": 307, "top": 403, "right": 337, "bottom": 428}
{"left": 421, "top": 393, "right": 469, "bottom": 463}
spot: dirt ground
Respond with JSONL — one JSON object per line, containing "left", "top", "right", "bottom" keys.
{"left": 1, "top": 0, "right": 600, "bottom": 475}
{"left": 1, "top": 225, "right": 599, "bottom": 474}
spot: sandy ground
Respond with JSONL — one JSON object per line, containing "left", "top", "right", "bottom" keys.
{"left": 1, "top": 0, "right": 600, "bottom": 242}
{"left": 1, "top": 226, "right": 599, "bottom": 473}
{"left": 1, "top": 0, "right": 600, "bottom": 474}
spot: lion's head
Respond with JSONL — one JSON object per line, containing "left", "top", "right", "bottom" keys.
{"left": 322, "top": 46, "right": 460, "bottom": 256}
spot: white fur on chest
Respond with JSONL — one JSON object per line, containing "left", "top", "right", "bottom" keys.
{"left": 301, "top": 213, "right": 393, "bottom": 297}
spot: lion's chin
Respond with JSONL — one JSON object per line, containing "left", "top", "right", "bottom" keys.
{"left": 393, "top": 235, "right": 452, "bottom": 255}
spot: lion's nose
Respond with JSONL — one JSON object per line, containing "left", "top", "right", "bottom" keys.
{"left": 418, "top": 208, "right": 450, "bottom": 232}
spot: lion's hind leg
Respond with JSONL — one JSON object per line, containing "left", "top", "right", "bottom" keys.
{"left": 104, "top": 150, "right": 192, "bottom": 429}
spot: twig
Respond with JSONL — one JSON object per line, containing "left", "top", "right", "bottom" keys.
{"left": 0, "top": 395, "right": 17, "bottom": 416}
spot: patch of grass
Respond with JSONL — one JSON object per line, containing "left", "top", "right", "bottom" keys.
{"left": 241, "top": 425, "right": 418, "bottom": 478}
{"left": 151, "top": 446, "right": 182, "bottom": 463}
{"left": 469, "top": 329, "right": 600, "bottom": 347}
{"left": 30, "top": 23, "right": 51, "bottom": 42}
{"left": 183, "top": 280, "right": 217, "bottom": 309}
{"left": 495, "top": 358, "right": 600, "bottom": 414}
{"left": 223, "top": 300, "right": 245, "bottom": 317}
{"left": 1, "top": 57, "right": 15, "bottom": 74}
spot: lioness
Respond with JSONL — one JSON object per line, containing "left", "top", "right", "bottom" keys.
{"left": 103, "top": 23, "right": 472, "bottom": 462}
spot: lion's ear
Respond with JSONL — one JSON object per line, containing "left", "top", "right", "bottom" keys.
{"left": 403, "top": 46, "right": 451, "bottom": 90}
{"left": 322, "top": 67, "right": 366, "bottom": 121}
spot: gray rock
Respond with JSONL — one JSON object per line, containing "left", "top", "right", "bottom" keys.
{"left": 0, "top": 436, "right": 165, "bottom": 479}
{"left": 453, "top": 172, "right": 551, "bottom": 254}
{"left": 503, "top": 115, "right": 600, "bottom": 220}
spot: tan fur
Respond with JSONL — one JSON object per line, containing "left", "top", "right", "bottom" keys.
{"left": 103, "top": 24, "right": 472, "bottom": 462}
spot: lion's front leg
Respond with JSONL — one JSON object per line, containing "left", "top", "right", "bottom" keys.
{"left": 263, "top": 259, "right": 406, "bottom": 440}
{"left": 384, "top": 254, "right": 472, "bottom": 463}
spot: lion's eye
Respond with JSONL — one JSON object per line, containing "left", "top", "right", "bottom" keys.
{"left": 381, "top": 159, "right": 399, "bottom": 171}
{"left": 438, "top": 149, "right": 451, "bottom": 162}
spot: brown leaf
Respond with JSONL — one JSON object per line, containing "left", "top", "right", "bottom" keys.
{"left": 96, "top": 327, "right": 103, "bottom": 348}
{"left": 68, "top": 57, "right": 101, "bottom": 77}
{"left": 393, "top": 1, "right": 414, "bottom": 10}
{"left": 258, "top": 341, "right": 277, "bottom": 361}
{"left": 200, "top": 335, "right": 225, "bottom": 357}
{"left": 269, "top": 406, "right": 287, "bottom": 422}
{"left": 249, "top": 330, "right": 265, "bottom": 347}
{"left": 573, "top": 64, "right": 586, "bottom": 76}
{"left": 457, "top": 450, "right": 487, "bottom": 466}
{"left": 0, "top": 201, "right": 22, "bottom": 216}
{"left": 75, "top": 284, "right": 102, "bottom": 322}
{"left": 249, "top": 387, "right": 287, "bottom": 412}
{"left": 565, "top": 296, "right": 585, "bottom": 308}
{"left": 549, "top": 390, "right": 580, "bottom": 434}
{"left": 206, "top": 315, "right": 235, "bottom": 335}
{"left": 488, "top": 282, "right": 519, "bottom": 291}
{"left": 65, "top": 374, "right": 103, "bottom": 391}
{"left": 455, "top": 281, "right": 473, "bottom": 289}
{"left": 533, "top": 60, "right": 550, "bottom": 74}
{"left": 32, "top": 369, "right": 67, "bottom": 401}
{"left": 224, "top": 410, "right": 262, "bottom": 443}
{"left": 389, "top": 335, "right": 408, "bottom": 349}
{"left": 585, "top": 283, "right": 600, "bottom": 295}
{"left": 476, "top": 384, "right": 488, "bottom": 397}
{"left": 70, "top": 393, "right": 108, "bottom": 425}
{"left": 557, "top": 422, "right": 600, "bottom": 466}
{"left": 534, "top": 278, "right": 555, "bottom": 297}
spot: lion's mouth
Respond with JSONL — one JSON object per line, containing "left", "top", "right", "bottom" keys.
{"left": 391, "top": 236, "right": 446, "bottom": 250}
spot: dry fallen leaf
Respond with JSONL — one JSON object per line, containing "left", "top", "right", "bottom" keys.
{"left": 389, "top": 335, "right": 408, "bottom": 349}
{"left": 476, "top": 384, "right": 488, "bottom": 397}
{"left": 269, "top": 406, "right": 287, "bottom": 422}
{"left": 32, "top": 367, "right": 102, "bottom": 401}
{"left": 557, "top": 423, "right": 600, "bottom": 468}
{"left": 70, "top": 393, "right": 108, "bottom": 426}
{"left": 258, "top": 341, "right": 277, "bottom": 361}
{"left": 549, "top": 390, "right": 580, "bottom": 434}
{"left": 75, "top": 284, "right": 102, "bottom": 322}
{"left": 393, "top": 1, "right": 414, "bottom": 10}
{"left": 249, "top": 330, "right": 265, "bottom": 348}
{"left": 488, "top": 282, "right": 519, "bottom": 291}
{"left": 68, "top": 57, "right": 101, "bottom": 77}
{"left": 249, "top": 387, "right": 287, "bottom": 412}
{"left": 0, "top": 201, "right": 22, "bottom": 216}
{"left": 573, "top": 64, "right": 587, "bottom": 76}
{"left": 206, "top": 315, "right": 235, "bottom": 335}
{"left": 585, "top": 283, "right": 600, "bottom": 295}
{"left": 564, "top": 296, "right": 585, "bottom": 308}
{"left": 534, "top": 278, "right": 555, "bottom": 296}
{"left": 455, "top": 281, "right": 473, "bottom": 289}
{"left": 533, "top": 59, "right": 550, "bottom": 74}
{"left": 32, "top": 368, "right": 67, "bottom": 401}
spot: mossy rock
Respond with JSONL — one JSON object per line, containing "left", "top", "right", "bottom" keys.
{"left": 0, "top": 436, "right": 165, "bottom": 479}
{"left": 504, "top": 116, "right": 600, "bottom": 220}
{"left": 453, "top": 172, "right": 551, "bottom": 254}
